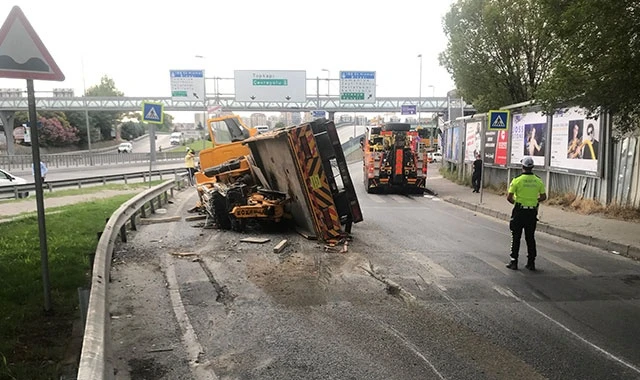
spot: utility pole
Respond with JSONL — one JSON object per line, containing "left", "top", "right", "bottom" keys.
{"left": 417, "top": 54, "right": 423, "bottom": 126}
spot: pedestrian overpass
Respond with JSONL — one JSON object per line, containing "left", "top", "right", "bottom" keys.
{"left": 0, "top": 95, "right": 474, "bottom": 114}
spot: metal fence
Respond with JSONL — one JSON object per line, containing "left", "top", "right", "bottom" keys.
{"left": 0, "top": 151, "right": 184, "bottom": 171}
{"left": 443, "top": 107, "right": 640, "bottom": 208}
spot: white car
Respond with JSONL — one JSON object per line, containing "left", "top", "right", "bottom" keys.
{"left": 0, "top": 168, "right": 29, "bottom": 199}
{"left": 429, "top": 152, "right": 443, "bottom": 163}
{"left": 118, "top": 142, "right": 133, "bottom": 153}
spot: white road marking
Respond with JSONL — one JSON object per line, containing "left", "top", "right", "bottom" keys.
{"left": 543, "top": 254, "right": 592, "bottom": 275}
{"left": 162, "top": 254, "right": 218, "bottom": 380}
{"left": 493, "top": 285, "right": 640, "bottom": 375}
{"left": 408, "top": 252, "right": 455, "bottom": 279}
{"left": 377, "top": 319, "right": 447, "bottom": 379}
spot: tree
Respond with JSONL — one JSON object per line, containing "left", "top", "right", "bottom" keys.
{"left": 38, "top": 116, "right": 80, "bottom": 147}
{"left": 158, "top": 112, "right": 174, "bottom": 132}
{"left": 120, "top": 121, "right": 145, "bottom": 140}
{"left": 275, "top": 122, "right": 285, "bottom": 129}
{"left": 85, "top": 75, "right": 125, "bottom": 141}
{"left": 65, "top": 111, "right": 101, "bottom": 146}
{"left": 537, "top": 0, "right": 640, "bottom": 135}
{"left": 12, "top": 111, "right": 80, "bottom": 147}
{"left": 439, "top": 0, "right": 561, "bottom": 112}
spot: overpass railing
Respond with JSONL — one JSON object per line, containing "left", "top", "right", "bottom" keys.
{"left": 0, "top": 167, "right": 187, "bottom": 200}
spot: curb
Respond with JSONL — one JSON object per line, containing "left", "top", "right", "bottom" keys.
{"left": 443, "top": 197, "right": 640, "bottom": 262}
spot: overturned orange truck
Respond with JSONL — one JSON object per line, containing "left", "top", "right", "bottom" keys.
{"left": 194, "top": 115, "right": 362, "bottom": 244}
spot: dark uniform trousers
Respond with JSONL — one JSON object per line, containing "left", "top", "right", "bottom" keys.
{"left": 509, "top": 205, "right": 538, "bottom": 261}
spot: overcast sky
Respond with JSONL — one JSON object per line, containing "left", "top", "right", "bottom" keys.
{"left": 0, "top": 0, "right": 457, "bottom": 122}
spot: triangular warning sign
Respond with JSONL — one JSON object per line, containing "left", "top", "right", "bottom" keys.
{"left": 145, "top": 107, "right": 160, "bottom": 121}
{"left": 492, "top": 115, "right": 506, "bottom": 128}
{"left": 0, "top": 6, "right": 65, "bottom": 81}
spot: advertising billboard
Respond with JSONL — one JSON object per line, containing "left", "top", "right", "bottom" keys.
{"left": 510, "top": 111, "right": 547, "bottom": 167}
{"left": 234, "top": 70, "right": 306, "bottom": 102}
{"left": 483, "top": 129, "right": 508, "bottom": 167}
{"left": 549, "top": 107, "right": 601, "bottom": 177}
{"left": 465, "top": 121, "right": 482, "bottom": 162}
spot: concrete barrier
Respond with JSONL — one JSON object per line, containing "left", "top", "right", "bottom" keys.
{"left": 76, "top": 177, "right": 185, "bottom": 379}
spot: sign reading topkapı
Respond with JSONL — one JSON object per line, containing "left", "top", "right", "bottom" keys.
{"left": 234, "top": 70, "right": 306, "bottom": 102}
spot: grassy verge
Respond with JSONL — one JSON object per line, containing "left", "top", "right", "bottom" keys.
{"left": 166, "top": 139, "right": 212, "bottom": 153}
{"left": 0, "top": 194, "right": 138, "bottom": 379}
{"left": 547, "top": 192, "right": 640, "bottom": 221}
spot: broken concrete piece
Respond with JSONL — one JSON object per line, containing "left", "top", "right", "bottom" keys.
{"left": 240, "top": 237, "right": 271, "bottom": 244}
{"left": 171, "top": 252, "right": 197, "bottom": 257}
{"left": 273, "top": 239, "right": 289, "bottom": 253}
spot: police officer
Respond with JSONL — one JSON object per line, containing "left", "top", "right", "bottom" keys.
{"left": 506, "top": 156, "right": 546, "bottom": 270}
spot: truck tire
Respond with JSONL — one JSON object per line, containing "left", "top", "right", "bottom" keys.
{"left": 204, "top": 158, "right": 242, "bottom": 177}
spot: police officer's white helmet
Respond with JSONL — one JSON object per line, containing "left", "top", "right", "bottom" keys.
{"left": 521, "top": 156, "right": 534, "bottom": 168}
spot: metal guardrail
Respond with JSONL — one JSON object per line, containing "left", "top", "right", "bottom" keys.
{"left": 0, "top": 167, "right": 188, "bottom": 199}
{"left": 77, "top": 177, "right": 186, "bottom": 379}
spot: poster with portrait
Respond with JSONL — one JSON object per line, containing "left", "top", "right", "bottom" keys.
{"left": 549, "top": 107, "right": 600, "bottom": 177}
{"left": 510, "top": 111, "right": 547, "bottom": 167}
{"left": 465, "top": 121, "right": 482, "bottom": 162}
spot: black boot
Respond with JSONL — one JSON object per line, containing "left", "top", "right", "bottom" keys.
{"left": 525, "top": 259, "right": 536, "bottom": 271}
{"left": 506, "top": 259, "right": 518, "bottom": 270}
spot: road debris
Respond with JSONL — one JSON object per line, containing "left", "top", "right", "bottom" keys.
{"left": 240, "top": 237, "right": 271, "bottom": 244}
{"left": 273, "top": 239, "right": 289, "bottom": 253}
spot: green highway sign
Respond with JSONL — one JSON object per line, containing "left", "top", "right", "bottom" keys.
{"left": 340, "top": 92, "right": 365, "bottom": 100}
{"left": 171, "top": 90, "right": 188, "bottom": 97}
{"left": 253, "top": 79, "right": 288, "bottom": 86}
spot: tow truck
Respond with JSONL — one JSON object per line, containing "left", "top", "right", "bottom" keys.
{"left": 362, "top": 122, "right": 428, "bottom": 194}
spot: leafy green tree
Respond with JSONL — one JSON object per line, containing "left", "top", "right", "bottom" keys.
{"left": 158, "top": 113, "right": 174, "bottom": 132}
{"left": 65, "top": 111, "right": 100, "bottom": 146}
{"left": 439, "top": 0, "right": 561, "bottom": 112}
{"left": 120, "top": 121, "right": 145, "bottom": 140}
{"left": 85, "top": 76, "right": 125, "bottom": 140}
{"left": 537, "top": 0, "right": 640, "bottom": 135}
{"left": 275, "top": 122, "right": 285, "bottom": 129}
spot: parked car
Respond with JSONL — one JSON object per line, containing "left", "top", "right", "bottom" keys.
{"left": 428, "top": 152, "right": 443, "bottom": 163}
{"left": 0, "top": 168, "right": 29, "bottom": 199}
{"left": 118, "top": 142, "right": 133, "bottom": 153}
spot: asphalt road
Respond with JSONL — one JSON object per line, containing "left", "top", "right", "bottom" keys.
{"left": 108, "top": 161, "right": 640, "bottom": 380}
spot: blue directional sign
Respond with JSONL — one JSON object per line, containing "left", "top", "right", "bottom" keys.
{"left": 142, "top": 102, "right": 164, "bottom": 124}
{"left": 339, "top": 70, "right": 376, "bottom": 104}
{"left": 312, "top": 110, "right": 326, "bottom": 118}
{"left": 488, "top": 110, "right": 510, "bottom": 130}
{"left": 401, "top": 105, "right": 417, "bottom": 115}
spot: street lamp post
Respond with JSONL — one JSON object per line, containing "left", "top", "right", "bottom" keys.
{"left": 81, "top": 57, "right": 93, "bottom": 166}
{"left": 417, "top": 54, "right": 423, "bottom": 126}
{"left": 195, "top": 55, "right": 208, "bottom": 148}
{"left": 321, "top": 68, "right": 330, "bottom": 96}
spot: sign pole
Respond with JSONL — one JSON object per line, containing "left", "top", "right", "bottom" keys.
{"left": 27, "top": 79, "right": 52, "bottom": 312}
